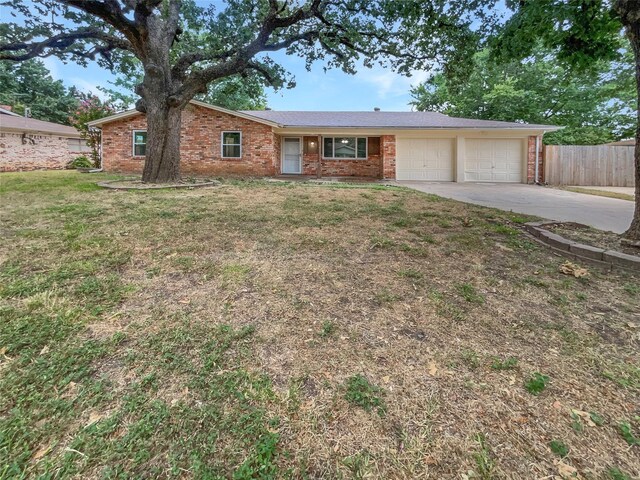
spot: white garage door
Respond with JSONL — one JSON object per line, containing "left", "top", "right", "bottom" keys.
{"left": 465, "top": 139, "right": 523, "bottom": 182}
{"left": 396, "top": 138, "right": 454, "bottom": 181}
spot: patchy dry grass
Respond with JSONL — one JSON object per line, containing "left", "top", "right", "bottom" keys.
{"left": 1, "top": 171, "right": 639, "bottom": 479}
{"left": 559, "top": 186, "right": 635, "bottom": 202}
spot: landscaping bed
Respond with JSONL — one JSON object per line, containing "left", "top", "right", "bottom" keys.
{"left": 547, "top": 222, "right": 640, "bottom": 258}
{"left": 1, "top": 171, "right": 638, "bottom": 479}
{"left": 98, "top": 177, "right": 220, "bottom": 190}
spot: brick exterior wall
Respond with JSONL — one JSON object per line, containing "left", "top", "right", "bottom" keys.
{"left": 100, "top": 106, "right": 539, "bottom": 182}
{"left": 298, "top": 142, "right": 383, "bottom": 178}
{"left": 0, "top": 131, "right": 79, "bottom": 172}
{"left": 101, "top": 104, "right": 277, "bottom": 176}
{"left": 382, "top": 135, "right": 396, "bottom": 179}
{"left": 527, "top": 135, "right": 543, "bottom": 183}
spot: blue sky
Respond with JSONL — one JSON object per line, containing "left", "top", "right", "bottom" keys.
{"left": 5, "top": 0, "right": 505, "bottom": 112}
{"left": 42, "top": 50, "right": 430, "bottom": 112}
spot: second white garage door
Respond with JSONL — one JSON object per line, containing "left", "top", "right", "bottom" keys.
{"left": 465, "top": 139, "right": 523, "bottom": 182}
{"left": 396, "top": 138, "right": 454, "bottom": 181}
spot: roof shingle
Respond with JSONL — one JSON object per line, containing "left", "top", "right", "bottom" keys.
{"left": 241, "top": 110, "right": 559, "bottom": 130}
{"left": 0, "top": 115, "right": 80, "bottom": 136}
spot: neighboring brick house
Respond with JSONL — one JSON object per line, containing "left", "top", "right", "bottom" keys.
{"left": 90, "top": 100, "right": 557, "bottom": 183}
{"left": 0, "top": 106, "right": 90, "bottom": 172}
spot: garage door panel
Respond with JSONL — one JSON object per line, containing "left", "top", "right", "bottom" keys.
{"left": 465, "top": 139, "right": 522, "bottom": 183}
{"left": 397, "top": 138, "right": 454, "bottom": 181}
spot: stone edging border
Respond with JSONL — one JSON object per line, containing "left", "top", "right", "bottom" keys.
{"left": 525, "top": 221, "right": 640, "bottom": 272}
{"left": 97, "top": 179, "right": 221, "bottom": 190}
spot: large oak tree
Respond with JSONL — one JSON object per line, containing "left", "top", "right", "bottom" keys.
{"left": 493, "top": 0, "right": 640, "bottom": 243}
{"left": 0, "top": 0, "right": 495, "bottom": 183}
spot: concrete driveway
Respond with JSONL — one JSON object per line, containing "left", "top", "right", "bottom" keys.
{"left": 398, "top": 182, "right": 635, "bottom": 233}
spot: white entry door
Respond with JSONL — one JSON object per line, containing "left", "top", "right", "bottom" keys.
{"left": 282, "top": 137, "right": 302, "bottom": 174}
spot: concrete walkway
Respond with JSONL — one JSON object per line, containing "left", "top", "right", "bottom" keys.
{"left": 398, "top": 182, "right": 635, "bottom": 233}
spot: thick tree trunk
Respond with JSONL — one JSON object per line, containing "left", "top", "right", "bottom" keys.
{"left": 141, "top": 104, "right": 182, "bottom": 183}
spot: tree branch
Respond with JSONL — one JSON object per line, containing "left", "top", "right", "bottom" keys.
{"left": 0, "top": 28, "right": 133, "bottom": 61}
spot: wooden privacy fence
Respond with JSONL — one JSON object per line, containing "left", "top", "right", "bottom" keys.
{"left": 544, "top": 145, "right": 635, "bottom": 186}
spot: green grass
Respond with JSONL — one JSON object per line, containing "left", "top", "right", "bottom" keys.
{"left": 319, "top": 320, "right": 336, "bottom": 338}
{"left": 525, "top": 372, "right": 550, "bottom": 396}
{"left": 455, "top": 283, "right": 485, "bottom": 304}
{"left": 618, "top": 422, "right": 639, "bottom": 446}
{"left": 560, "top": 186, "right": 635, "bottom": 202}
{"left": 607, "top": 467, "right": 633, "bottom": 480}
{"left": 344, "top": 375, "right": 386, "bottom": 416}
{"left": 549, "top": 440, "right": 569, "bottom": 458}
{"left": 1, "top": 172, "right": 638, "bottom": 478}
{"left": 491, "top": 357, "right": 518, "bottom": 370}
{"left": 473, "top": 433, "right": 495, "bottom": 480}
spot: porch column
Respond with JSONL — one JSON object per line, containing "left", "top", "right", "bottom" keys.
{"left": 316, "top": 135, "right": 321, "bottom": 178}
{"left": 455, "top": 135, "right": 465, "bottom": 183}
{"left": 382, "top": 135, "right": 396, "bottom": 179}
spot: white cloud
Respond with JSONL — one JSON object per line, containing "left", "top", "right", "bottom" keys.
{"left": 41, "top": 57, "right": 61, "bottom": 80}
{"left": 357, "top": 66, "right": 432, "bottom": 100}
{"left": 69, "top": 77, "right": 109, "bottom": 100}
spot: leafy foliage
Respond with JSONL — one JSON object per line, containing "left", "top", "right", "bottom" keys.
{"left": 67, "top": 155, "right": 93, "bottom": 169}
{"left": 525, "top": 372, "right": 550, "bottom": 395}
{"left": 68, "top": 93, "right": 115, "bottom": 167}
{"left": 100, "top": 67, "right": 268, "bottom": 111}
{"left": 0, "top": 59, "right": 78, "bottom": 124}
{"left": 410, "top": 48, "right": 635, "bottom": 145}
{"left": 549, "top": 440, "right": 569, "bottom": 458}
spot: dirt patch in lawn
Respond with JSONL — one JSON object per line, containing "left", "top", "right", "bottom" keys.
{"left": 547, "top": 222, "right": 640, "bottom": 257}
{"left": 1, "top": 172, "right": 639, "bottom": 479}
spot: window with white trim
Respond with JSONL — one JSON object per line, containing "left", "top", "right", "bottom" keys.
{"left": 132, "top": 130, "right": 147, "bottom": 156}
{"left": 322, "top": 137, "right": 367, "bottom": 159}
{"left": 222, "top": 131, "right": 242, "bottom": 158}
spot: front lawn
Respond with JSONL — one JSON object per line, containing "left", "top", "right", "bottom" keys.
{"left": 1, "top": 171, "right": 638, "bottom": 479}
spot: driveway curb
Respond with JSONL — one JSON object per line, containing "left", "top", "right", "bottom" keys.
{"left": 525, "top": 222, "right": 640, "bottom": 272}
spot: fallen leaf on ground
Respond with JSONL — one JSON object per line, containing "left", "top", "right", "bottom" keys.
{"left": 32, "top": 444, "right": 52, "bottom": 461}
{"left": 86, "top": 411, "right": 106, "bottom": 427}
{"left": 571, "top": 409, "right": 596, "bottom": 427}
{"left": 559, "top": 261, "right": 589, "bottom": 278}
{"left": 555, "top": 460, "right": 579, "bottom": 478}
{"left": 428, "top": 362, "right": 438, "bottom": 376}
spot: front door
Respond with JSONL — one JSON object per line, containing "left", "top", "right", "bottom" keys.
{"left": 282, "top": 137, "right": 302, "bottom": 174}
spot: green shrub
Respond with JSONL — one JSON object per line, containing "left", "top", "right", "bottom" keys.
{"left": 67, "top": 155, "right": 93, "bottom": 169}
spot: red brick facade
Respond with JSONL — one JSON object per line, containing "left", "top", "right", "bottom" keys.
{"left": 98, "top": 105, "right": 542, "bottom": 182}
{"left": 101, "top": 104, "right": 278, "bottom": 176}
{"left": 527, "top": 135, "right": 543, "bottom": 183}
{"left": 0, "top": 131, "right": 81, "bottom": 172}
{"left": 297, "top": 135, "right": 392, "bottom": 178}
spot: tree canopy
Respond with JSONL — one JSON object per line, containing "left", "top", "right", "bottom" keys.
{"left": 0, "top": 58, "right": 78, "bottom": 124}
{"left": 491, "top": 0, "right": 640, "bottom": 242}
{"left": 410, "top": 47, "right": 635, "bottom": 145}
{"left": 0, "top": 0, "right": 497, "bottom": 182}
{"left": 101, "top": 69, "right": 268, "bottom": 111}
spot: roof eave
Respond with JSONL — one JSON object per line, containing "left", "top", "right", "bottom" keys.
{"left": 276, "top": 125, "right": 562, "bottom": 130}
{"left": 88, "top": 100, "right": 282, "bottom": 128}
